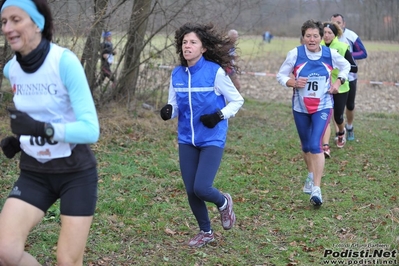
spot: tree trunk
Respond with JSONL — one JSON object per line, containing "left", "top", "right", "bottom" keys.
{"left": 81, "top": 0, "right": 109, "bottom": 95}
{"left": 113, "top": 0, "right": 152, "bottom": 103}
{"left": 0, "top": 41, "right": 12, "bottom": 90}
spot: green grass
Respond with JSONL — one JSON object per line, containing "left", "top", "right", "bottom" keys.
{"left": 145, "top": 34, "right": 398, "bottom": 60}
{"left": 1, "top": 98, "right": 398, "bottom": 265}
{"left": 237, "top": 36, "right": 399, "bottom": 59}
{"left": 123, "top": 34, "right": 399, "bottom": 68}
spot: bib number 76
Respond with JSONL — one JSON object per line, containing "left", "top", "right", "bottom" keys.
{"left": 306, "top": 80, "right": 319, "bottom": 91}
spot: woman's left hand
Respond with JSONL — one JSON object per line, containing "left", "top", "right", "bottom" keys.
{"left": 328, "top": 80, "right": 341, "bottom": 94}
{"left": 200, "top": 112, "right": 222, "bottom": 128}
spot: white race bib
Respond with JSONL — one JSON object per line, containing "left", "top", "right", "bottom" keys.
{"left": 20, "top": 135, "right": 71, "bottom": 160}
{"left": 108, "top": 54, "right": 114, "bottom": 64}
{"left": 298, "top": 76, "right": 325, "bottom": 98}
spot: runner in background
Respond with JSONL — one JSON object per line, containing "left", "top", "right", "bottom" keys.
{"left": 226, "top": 29, "right": 241, "bottom": 91}
{"left": 96, "top": 31, "right": 117, "bottom": 89}
{"left": 321, "top": 21, "right": 358, "bottom": 157}
{"left": 331, "top": 14, "right": 367, "bottom": 141}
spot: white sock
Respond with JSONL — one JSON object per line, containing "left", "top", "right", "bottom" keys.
{"left": 312, "top": 185, "right": 320, "bottom": 192}
{"left": 219, "top": 198, "right": 227, "bottom": 211}
{"left": 308, "top": 172, "right": 314, "bottom": 180}
{"left": 346, "top": 124, "right": 353, "bottom": 130}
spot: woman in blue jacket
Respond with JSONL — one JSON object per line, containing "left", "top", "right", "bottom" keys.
{"left": 160, "top": 22, "right": 244, "bottom": 248}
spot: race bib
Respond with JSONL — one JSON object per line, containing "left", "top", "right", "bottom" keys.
{"left": 298, "top": 76, "right": 326, "bottom": 98}
{"left": 20, "top": 135, "right": 71, "bottom": 160}
{"left": 108, "top": 54, "right": 114, "bottom": 64}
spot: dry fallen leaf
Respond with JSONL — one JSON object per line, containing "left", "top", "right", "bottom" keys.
{"left": 164, "top": 228, "right": 176, "bottom": 235}
{"left": 335, "top": 215, "right": 343, "bottom": 220}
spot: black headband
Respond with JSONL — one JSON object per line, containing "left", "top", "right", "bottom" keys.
{"left": 325, "top": 23, "right": 338, "bottom": 36}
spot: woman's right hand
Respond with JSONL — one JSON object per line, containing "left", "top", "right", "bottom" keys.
{"left": 160, "top": 104, "right": 172, "bottom": 121}
{"left": 294, "top": 77, "right": 308, "bottom": 88}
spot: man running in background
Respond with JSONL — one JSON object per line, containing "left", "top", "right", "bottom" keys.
{"left": 96, "top": 31, "right": 117, "bottom": 89}
{"left": 226, "top": 29, "right": 241, "bottom": 91}
{"left": 331, "top": 14, "right": 367, "bottom": 141}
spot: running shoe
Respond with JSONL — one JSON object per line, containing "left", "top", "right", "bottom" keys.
{"left": 323, "top": 145, "right": 331, "bottom": 159}
{"left": 346, "top": 125, "right": 355, "bottom": 141}
{"left": 310, "top": 186, "right": 323, "bottom": 206}
{"left": 336, "top": 130, "right": 346, "bottom": 148}
{"left": 303, "top": 174, "right": 314, "bottom": 194}
{"left": 219, "top": 193, "right": 236, "bottom": 230}
{"left": 188, "top": 230, "right": 215, "bottom": 248}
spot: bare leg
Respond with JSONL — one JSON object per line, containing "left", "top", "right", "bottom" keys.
{"left": 57, "top": 215, "right": 94, "bottom": 266}
{"left": 334, "top": 118, "right": 339, "bottom": 134}
{"left": 335, "top": 111, "right": 347, "bottom": 147}
{"left": 303, "top": 152, "right": 312, "bottom": 173}
{"left": 0, "top": 198, "right": 44, "bottom": 266}
{"left": 337, "top": 122, "right": 345, "bottom": 133}
{"left": 307, "top": 153, "right": 324, "bottom": 187}
{"left": 346, "top": 108, "right": 354, "bottom": 126}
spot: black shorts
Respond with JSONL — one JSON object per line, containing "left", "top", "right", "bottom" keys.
{"left": 8, "top": 167, "right": 98, "bottom": 216}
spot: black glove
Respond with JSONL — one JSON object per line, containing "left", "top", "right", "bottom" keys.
{"left": 8, "top": 108, "right": 46, "bottom": 137}
{"left": 160, "top": 104, "right": 172, "bottom": 121}
{"left": 1, "top": 136, "right": 21, "bottom": 159}
{"left": 200, "top": 112, "right": 222, "bottom": 128}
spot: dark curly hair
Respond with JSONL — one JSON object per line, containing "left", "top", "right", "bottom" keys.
{"left": 174, "top": 22, "right": 236, "bottom": 71}
{"left": 301, "top": 19, "right": 324, "bottom": 38}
